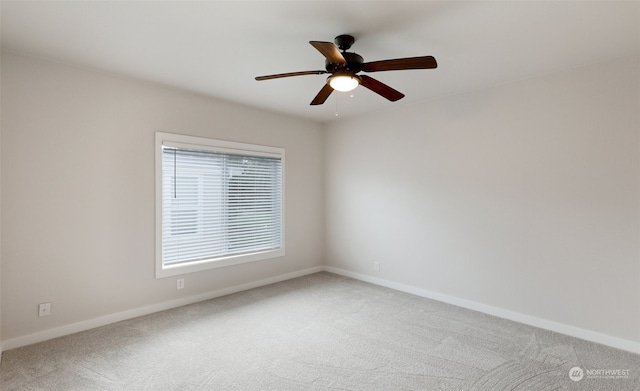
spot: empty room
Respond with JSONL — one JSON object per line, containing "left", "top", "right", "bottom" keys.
{"left": 1, "top": 1, "right": 639, "bottom": 390}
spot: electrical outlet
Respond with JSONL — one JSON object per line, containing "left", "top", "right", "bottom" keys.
{"left": 38, "top": 302, "right": 51, "bottom": 317}
{"left": 177, "top": 278, "right": 185, "bottom": 290}
{"left": 373, "top": 262, "right": 380, "bottom": 271}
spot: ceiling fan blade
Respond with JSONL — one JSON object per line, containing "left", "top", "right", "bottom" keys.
{"left": 310, "top": 84, "right": 334, "bottom": 105}
{"left": 362, "top": 56, "right": 437, "bottom": 72}
{"left": 359, "top": 75, "right": 405, "bottom": 102}
{"left": 255, "top": 70, "right": 327, "bottom": 81}
{"left": 309, "top": 41, "right": 346, "bottom": 64}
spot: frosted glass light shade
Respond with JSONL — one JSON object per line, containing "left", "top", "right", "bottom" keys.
{"left": 328, "top": 74, "right": 359, "bottom": 92}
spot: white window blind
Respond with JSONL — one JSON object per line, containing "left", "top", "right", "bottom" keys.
{"left": 156, "top": 133, "right": 284, "bottom": 277}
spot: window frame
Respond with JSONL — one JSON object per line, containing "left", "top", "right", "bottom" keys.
{"left": 155, "top": 132, "right": 285, "bottom": 278}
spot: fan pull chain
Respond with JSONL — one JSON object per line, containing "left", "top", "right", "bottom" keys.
{"left": 335, "top": 94, "right": 339, "bottom": 116}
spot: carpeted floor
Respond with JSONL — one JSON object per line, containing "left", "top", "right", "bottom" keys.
{"left": 1, "top": 272, "right": 638, "bottom": 390}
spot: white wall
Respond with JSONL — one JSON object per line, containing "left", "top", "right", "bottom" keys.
{"left": 0, "top": 39, "right": 3, "bottom": 362}
{"left": 325, "top": 55, "right": 640, "bottom": 345}
{"left": 0, "top": 51, "right": 325, "bottom": 344}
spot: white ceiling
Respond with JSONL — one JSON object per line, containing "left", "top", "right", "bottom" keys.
{"left": 2, "top": 1, "right": 639, "bottom": 123}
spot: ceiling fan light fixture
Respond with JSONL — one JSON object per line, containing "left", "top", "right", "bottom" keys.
{"left": 328, "top": 74, "right": 360, "bottom": 92}
{"left": 256, "top": 35, "right": 437, "bottom": 106}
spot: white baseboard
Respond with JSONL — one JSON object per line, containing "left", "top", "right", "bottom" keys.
{"left": 1, "top": 266, "right": 324, "bottom": 352}
{"left": 3, "top": 265, "right": 639, "bottom": 355}
{"left": 323, "top": 266, "right": 640, "bottom": 355}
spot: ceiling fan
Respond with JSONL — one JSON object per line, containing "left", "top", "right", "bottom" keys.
{"left": 255, "top": 34, "right": 437, "bottom": 106}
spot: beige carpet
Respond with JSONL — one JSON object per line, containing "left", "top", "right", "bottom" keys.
{"left": 1, "top": 272, "right": 638, "bottom": 390}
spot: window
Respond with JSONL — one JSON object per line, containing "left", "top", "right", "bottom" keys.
{"left": 156, "top": 132, "right": 284, "bottom": 278}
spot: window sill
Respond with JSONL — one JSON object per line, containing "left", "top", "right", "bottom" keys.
{"left": 155, "top": 248, "right": 285, "bottom": 278}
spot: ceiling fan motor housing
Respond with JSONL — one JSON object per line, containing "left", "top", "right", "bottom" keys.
{"left": 325, "top": 52, "right": 364, "bottom": 73}
{"left": 325, "top": 35, "right": 363, "bottom": 74}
